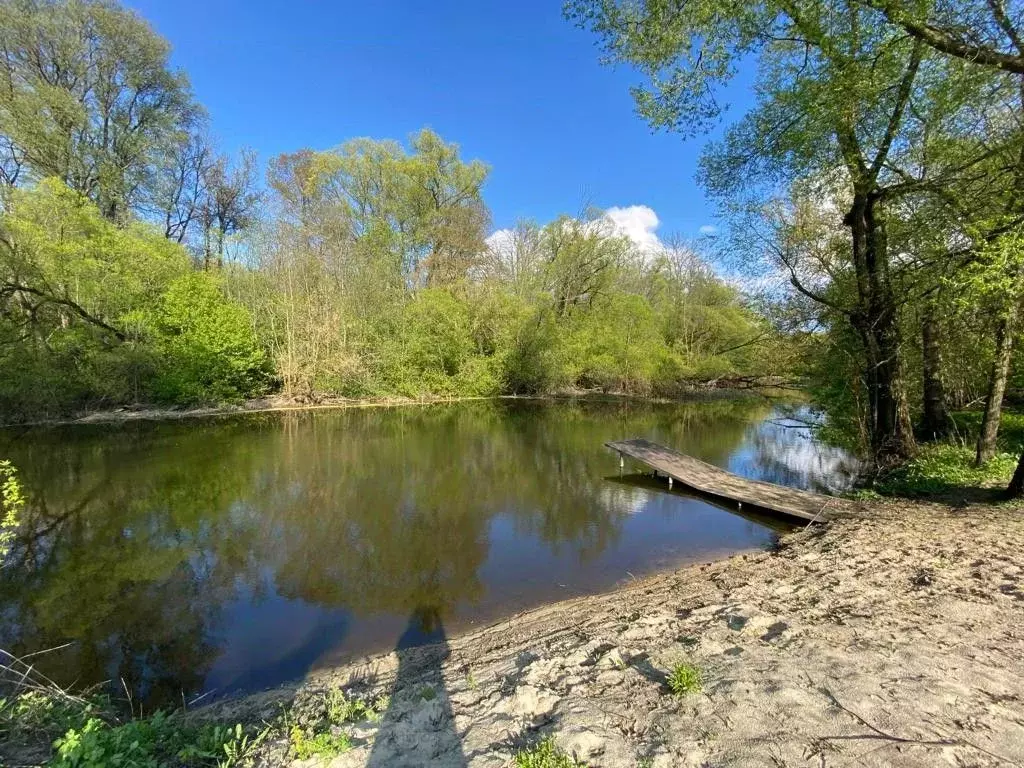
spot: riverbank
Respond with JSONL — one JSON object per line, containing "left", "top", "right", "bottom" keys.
{"left": 4, "top": 388, "right": 773, "bottom": 428}
{"left": 194, "top": 495, "right": 1024, "bottom": 767}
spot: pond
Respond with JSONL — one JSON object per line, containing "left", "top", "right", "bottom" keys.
{"left": 0, "top": 397, "right": 858, "bottom": 708}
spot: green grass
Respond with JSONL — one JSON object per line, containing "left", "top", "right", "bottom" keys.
{"left": 667, "top": 662, "right": 702, "bottom": 696}
{"left": 870, "top": 444, "right": 1017, "bottom": 497}
{"left": 951, "top": 410, "right": 1024, "bottom": 452}
{"left": 514, "top": 737, "right": 585, "bottom": 768}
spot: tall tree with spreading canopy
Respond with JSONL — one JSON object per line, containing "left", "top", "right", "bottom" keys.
{"left": 567, "top": 0, "right": 1017, "bottom": 462}
{"left": 0, "top": 0, "right": 201, "bottom": 221}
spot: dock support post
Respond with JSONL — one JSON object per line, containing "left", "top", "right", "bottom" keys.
{"left": 618, "top": 452, "right": 624, "bottom": 475}
{"left": 668, "top": 476, "right": 673, "bottom": 489}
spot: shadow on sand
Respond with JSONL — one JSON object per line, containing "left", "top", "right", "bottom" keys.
{"left": 366, "top": 606, "right": 467, "bottom": 767}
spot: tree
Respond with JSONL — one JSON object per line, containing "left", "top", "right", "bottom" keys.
{"left": 149, "top": 131, "right": 213, "bottom": 245}
{"left": 567, "top": 0, "right": 1016, "bottom": 461}
{"left": 919, "top": 298, "right": 952, "bottom": 440}
{"left": 483, "top": 219, "right": 546, "bottom": 296}
{"left": 200, "top": 149, "right": 261, "bottom": 269}
{"left": 856, "top": 0, "right": 1024, "bottom": 74}
{"left": 0, "top": 178, "right": 188, "bottom": 343}
{"left": 543, "top": 213, "right": 629, "bottom": 317}
{"left": 0, "top": 0, "right": 201, "bottom": 221}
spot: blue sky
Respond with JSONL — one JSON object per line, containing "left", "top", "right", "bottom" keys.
{"left": 126, "top": 0, "right": 754, "bottom": 244}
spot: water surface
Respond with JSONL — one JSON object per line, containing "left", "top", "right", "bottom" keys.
{"left": 0, "top": 398, "right": 856, "bottom": 706}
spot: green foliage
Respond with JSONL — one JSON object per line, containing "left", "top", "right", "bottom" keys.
{"left": 872, "top": 444, "right": 1018, "bottom": 497}
{"left": 0, "top": 459, "right": 24, "bottom": 563}
{"left": 0, "top": 180, "right": 270, "bottom": 418}
{"left": 370, "top": 288, "right": 500, "bottom": 398}
{"left": 667, "top": 662, "right": 702, "bottom": 696}
{"left": 0, "top": 0, "right": 198, "bottom": 218}
{"left": 288, "top": 724, "right": 351, "bottom": 760}
{"left": 514, "top": 737, "right": 585, "bottom": 768}
{"left": 143, "top": 272, "right": 271, "bottom": 404}
{"left": 951, "top": 410, "right": 1024, "bottom": 453}
{"left": 51, "top": 711, "right": 252, "bottom": 768}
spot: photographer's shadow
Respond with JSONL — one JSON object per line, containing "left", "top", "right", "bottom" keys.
{"left": 366, "top": 606, "right": 467, "bottom": 767}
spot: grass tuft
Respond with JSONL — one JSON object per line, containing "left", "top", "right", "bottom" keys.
{"left": 667, "top": 662, "right": 702, "bottom": 696}
{"left": 514, "top": 736, "right": 585, "bottom": 768}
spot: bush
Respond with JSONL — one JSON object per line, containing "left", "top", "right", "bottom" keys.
{"left": 559, "top": 292, "right": 666, "bottom": 393}
{"left": 372, "top": 289, "right": 500, "bottom": 397}
{"left": 143, "top": 273, "right": 272, "bottom": 404}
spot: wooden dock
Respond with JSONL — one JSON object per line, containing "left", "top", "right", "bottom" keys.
{"left": 606, "top": 438, "right": 835, "bottom": 522}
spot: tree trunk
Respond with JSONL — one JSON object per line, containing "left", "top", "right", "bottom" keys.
{"left": 976, "top": 302, "right": 1018, "bottom": 465}
{"left": 920, "top": 300, "right": 951, "bottom": 440}
{"left": 845, "top": 192, "right": 916, "bottom": 463}
{"left": 1007, "top": 449, "right": 1024, "bottom": 498}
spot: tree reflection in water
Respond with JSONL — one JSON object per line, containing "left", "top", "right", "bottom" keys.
{"left": 0, "top": 398, "right": 849, "bottom": 708}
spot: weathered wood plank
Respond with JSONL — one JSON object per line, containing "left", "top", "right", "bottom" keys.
{"left": 606, "top": 438, "right": 834, "bottom": 522}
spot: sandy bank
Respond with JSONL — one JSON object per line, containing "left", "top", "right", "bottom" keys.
{"left": 205, "top": 497, "right": 1024, "bottom": 767}
{"left": 2, "top": 388, "right": 767, "bottom": 428}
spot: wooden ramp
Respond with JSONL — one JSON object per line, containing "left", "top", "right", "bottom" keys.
{"left": 606, "top": 438, "right": 834, "bottom": 522}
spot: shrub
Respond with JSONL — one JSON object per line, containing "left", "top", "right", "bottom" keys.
{"left": 372, "top": 289, "right": 500, "bottom": 397}
{"left": 144, "top": 273, "right": 272, "bottom": 404}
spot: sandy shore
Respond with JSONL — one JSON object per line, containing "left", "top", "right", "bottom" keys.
{"left": 4, "top": 388, "right": 763, "bottom": 428}
{"left": 204, "top": 497, "right": 1024, "bottom": 767}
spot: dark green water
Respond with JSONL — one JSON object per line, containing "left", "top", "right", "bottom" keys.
{"left": 0, "top": 398, "right": 857, "bottom": 707}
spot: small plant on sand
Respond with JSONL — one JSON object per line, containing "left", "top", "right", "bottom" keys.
{"left": 418, "top": 684, "right": 437, "bottom": 701}
{"left": 667, "top": 662, "right": 702, "bottom": 696}
{"left": 289, "top": 724, "right": 351, "bottom": 760}
{"left": 323, "top": 688, "right": 386, "bottom": 724}
{"left": 514, "top": 736, "right": 584, "bottom": 768}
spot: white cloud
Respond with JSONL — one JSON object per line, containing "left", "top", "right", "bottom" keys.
{"left": 601, "top": 205, "right": 664, "bottom": 253}
{"left": 487, "top": 204, "right": 668, "bottom": 258}
{"left": 485, "top": 228, "right": 514, "bottom": 252}
{"left": 699, "top": 224, "right": 718, "bottom": 235}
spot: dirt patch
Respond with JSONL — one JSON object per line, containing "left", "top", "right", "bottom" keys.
{"left": 202, "top": 498, "right": 1024, "bottom": 767}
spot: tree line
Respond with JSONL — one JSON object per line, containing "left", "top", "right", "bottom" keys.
{"left": 0, "top": 0, "right": 778, "bottom": 423}
{"left": 568, "top": 0, "right": 1024, "bottom": 493}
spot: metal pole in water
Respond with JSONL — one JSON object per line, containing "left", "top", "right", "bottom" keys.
{"left": 618, "top": 452, "right": 624, "bottom": 475}
{"left": 668, "top": 476, "right": 673, "bottom": 489}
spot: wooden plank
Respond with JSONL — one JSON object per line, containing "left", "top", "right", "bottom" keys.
{"left": 605, "top": 438, "right": 834, "bottom": 522}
